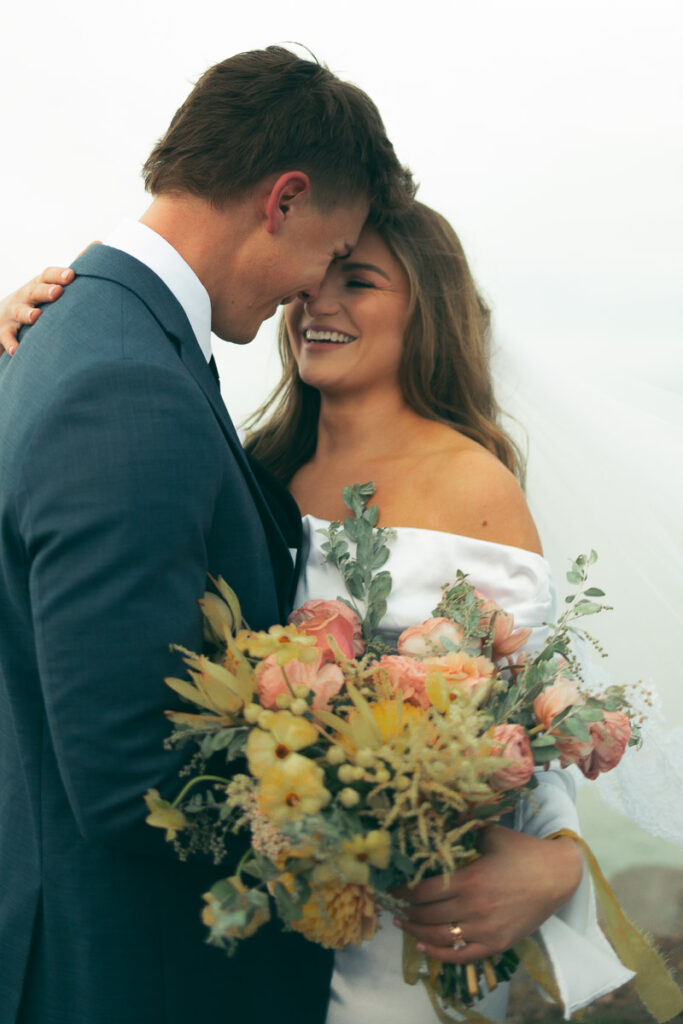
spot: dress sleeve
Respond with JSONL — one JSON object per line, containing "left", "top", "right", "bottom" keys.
{"left": 515, "top": 768, "right": 635, "bottom": 1017}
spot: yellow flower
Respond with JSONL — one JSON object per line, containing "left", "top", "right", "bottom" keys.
{"left": 343, "top": 830, "right": 391, "bottom": 870}
{"left": 235, "top": 625, "right": 318, "bottom": 664}
{"left": 313, "top": 829, "right": 392, "bottom": 886}
{"left": 344, "top": 699, "right": 425, "bottom": 754}
{"left": 143, "top": 789, "right": 187, "bottom": 842}
{"left": 165, "top": 654, "right": 247, "bottom": 716}
{"left": 257, "top": 753, "right": 330, "bottom": 825}
{"left": 285, "top": 877, "right": 379, "bottom": 949}
{"left": 246, "top": 711, "right": 319, "bottom": 778}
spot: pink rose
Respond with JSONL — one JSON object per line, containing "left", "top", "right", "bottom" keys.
{"left": 398, "top": 618, "right": 466, "bottom": 658}
{"left": 256, "top": 652, "right": 344, "bottom": 712}
{"left": 475, "top": 591, "right": 532, "bottom": 660}
{"left": 422, "top": 650, "right": 496, "bottom": 705}
{"left": 488, "top": 724, "right": 535, "bottom": 791}
{"left": 289, "top": 599, "right": 363, "bottom": 663}
{"left": 556, "top": 734, "right": 594, "bottom": 769}
{"left": 374, "top": 655, "right": 430, "bottom": 708}
{"left": 576, "top": 711, "right": 631, "bottom": 780}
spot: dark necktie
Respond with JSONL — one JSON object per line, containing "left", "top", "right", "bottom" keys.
{"left": 208, "top": 355, "right": 220, "bottom": 389}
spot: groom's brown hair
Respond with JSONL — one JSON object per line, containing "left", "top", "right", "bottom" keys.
{"left": 142, "top": 46, "right": 413, "bottom": 219}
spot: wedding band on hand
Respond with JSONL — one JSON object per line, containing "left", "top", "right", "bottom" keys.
{"left": 449, "top": 923, "right": 467, "bottom": 950}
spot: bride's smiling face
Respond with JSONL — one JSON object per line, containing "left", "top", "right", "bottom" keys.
{"left": 284, "top": 227, "right": 411, "bottom": 397}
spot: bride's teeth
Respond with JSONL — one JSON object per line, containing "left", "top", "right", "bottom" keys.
{"left": 304, "top": 329, "right": 355, "bottom": 344}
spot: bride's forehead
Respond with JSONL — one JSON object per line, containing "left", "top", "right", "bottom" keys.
{"left": 353, "top": 225, "right": 388, "bottom": 256}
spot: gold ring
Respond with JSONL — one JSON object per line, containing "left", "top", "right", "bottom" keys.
{"left": 449, "top": 923, "right": 467, "bottom": 950}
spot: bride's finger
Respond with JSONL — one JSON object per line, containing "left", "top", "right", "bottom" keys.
{"left": 394, "top": 919, "right": 471, "bottom": 950}
{"left": 396, "top": 898, "right": 462, "bottom": 926}
{"left": 0, "top": 326, "right": 21, "bottom": 355}
{"left": 31, "top": 266, "right": 74, "bottom": 288}
{"left": 415, "top": 937, "right": 496, "bottom": 965}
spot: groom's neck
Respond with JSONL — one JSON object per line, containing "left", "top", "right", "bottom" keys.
{"left": 139, "top": 194, "right": 250, "bottom": 312}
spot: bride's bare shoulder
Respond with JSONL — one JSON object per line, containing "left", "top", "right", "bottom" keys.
{"left": 410, "top": 433, "right": 543, "bottom": 555}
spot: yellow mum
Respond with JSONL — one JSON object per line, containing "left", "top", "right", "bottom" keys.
{"left": 246, "top": 711, "right": 318, "bottom": 778}
{"left": 257, "top": 753, "right": 330, "bottom": 825}
{"left": 289, "top": 879, "right": 379, "bottom": 948}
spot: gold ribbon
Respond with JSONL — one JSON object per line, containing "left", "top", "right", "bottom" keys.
{"left": 545, "top": 828, "right": 683, "bottom": 1023}
{"left": 402, "top": 829, "right": 683, "bottom": 1022}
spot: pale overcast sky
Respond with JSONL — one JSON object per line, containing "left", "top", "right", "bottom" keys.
{"left": 2, "top": 0, "right": 681, "bottom": 729}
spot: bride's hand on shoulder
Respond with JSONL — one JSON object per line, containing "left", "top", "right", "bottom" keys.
{"left": 392, "top": 825, "right": 583, "bottom": 964}
{"left": 0, "top": 266, "right": 75, "bottom": 356}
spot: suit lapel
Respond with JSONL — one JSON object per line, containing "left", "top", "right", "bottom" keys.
{"left": 70, "top": 245, "right": 297, "bottom": 619}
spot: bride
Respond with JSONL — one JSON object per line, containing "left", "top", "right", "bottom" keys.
{"left": 0, "top": 202, "right": 635, "bottom": 1021}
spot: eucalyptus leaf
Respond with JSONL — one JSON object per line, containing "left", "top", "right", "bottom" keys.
{"left": 532, "top": 745, "right": 560, "bottom": 762}
{"left": 211, "top": 878, "right": 239, "bottom": 904}
{"left": 577, "top": 706, "right": 605, "bottom": 723}
{"left": 574, "top": 600, "right": 602, "bottom": 616}
{"left": 273, "top": 881, "right": 303, "bottom": 921}
{"left": 366, "top": 503, "right": 379, "bottom": 528}
{"left": 561, "top": 717, "right": 591, "bottom": 741}
{"left": 532, "top": 733, "right": 558, "bottom": 747}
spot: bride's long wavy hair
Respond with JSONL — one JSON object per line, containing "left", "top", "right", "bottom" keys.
{"left": 244, "top": 201, "right": 525, "bottom": 484}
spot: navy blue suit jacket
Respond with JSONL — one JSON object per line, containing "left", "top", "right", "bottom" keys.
{"left": 0, "top": 246, "right": 333, "bottom": 1023}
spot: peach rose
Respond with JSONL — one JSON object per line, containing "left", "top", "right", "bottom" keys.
{"left": 576, "top": 711, "right": 631, "bottom": 780}
{"left": 374, "top": 655, "right": 430, "bottom": 708}
{"left": 488, "top": 724, "right": 535, "bottom": 791}
{"left": 289, "top": 599, "right": 363, "bottom": 662}
{"left": 422, "top": 650, "right": 497, "bottom": 705}
{"left": 397, "top": 618, "right": 467, "bottom": 658}
{"left": 533, "top": 677, "right": 583, "bottom": 731}
{"left": 256, "top": 652, "right": 344, "bottom": 712}
{"left": 475, "top": 591, "right": 532, "bottom": 660}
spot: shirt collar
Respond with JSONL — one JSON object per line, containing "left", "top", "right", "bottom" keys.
{"left": 103, "top": 219, "right": 213, "bottom": 362}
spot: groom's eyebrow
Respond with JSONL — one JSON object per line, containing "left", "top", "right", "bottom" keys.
{"left": 342, "top": 261, "right": 390, "bottom": 280}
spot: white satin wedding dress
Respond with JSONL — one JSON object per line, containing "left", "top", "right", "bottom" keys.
{"left": 295, "top": 514, "right": 634, "bottom": 1023}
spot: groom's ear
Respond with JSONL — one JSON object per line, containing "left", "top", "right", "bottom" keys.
{"left": 265, "top": 172, "right": 311, "bottom": 234}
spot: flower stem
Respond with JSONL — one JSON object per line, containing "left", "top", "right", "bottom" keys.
{"left": 172, "top": 775, "right": 231, "bottom": 807}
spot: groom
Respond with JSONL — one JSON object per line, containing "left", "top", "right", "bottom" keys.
{"left": 0, "top": 47, "right": 412, "bottom": 1024}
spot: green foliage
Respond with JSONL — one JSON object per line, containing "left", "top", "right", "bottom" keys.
{"left": 318, "top": 482, "right": 395, "bottom": 641}
{"left": 199, "top": 726, "right": 247, "bottom": 762}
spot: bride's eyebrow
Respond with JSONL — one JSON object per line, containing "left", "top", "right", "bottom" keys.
{"left": 341, "top": 262, "right": 390, "bottom": 280}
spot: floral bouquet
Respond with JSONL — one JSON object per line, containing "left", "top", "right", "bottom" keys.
{"left": 145, "top": 484, "right": 681, "bottom": 1023}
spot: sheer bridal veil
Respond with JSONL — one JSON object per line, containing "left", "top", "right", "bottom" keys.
{"left": 494, "top": 334, "right": 683, "bottom": 848}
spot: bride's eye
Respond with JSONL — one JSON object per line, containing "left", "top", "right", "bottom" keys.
{"left": 346, "top": 280, "right": 375, "bottom": 289}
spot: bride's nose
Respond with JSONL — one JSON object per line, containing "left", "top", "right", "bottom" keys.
{"left": 300, "top": 282, "right": 340, "bottom": 314}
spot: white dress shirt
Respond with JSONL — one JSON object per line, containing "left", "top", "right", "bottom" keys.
{"left": 103, "top": 220, "right": 212, "bottom": 363}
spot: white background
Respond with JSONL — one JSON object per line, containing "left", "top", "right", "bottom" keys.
{"left": 2, "top": 0, "right": 681, "bottom": 867}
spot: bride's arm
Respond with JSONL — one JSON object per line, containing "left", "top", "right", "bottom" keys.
{"left": 0, "top": 266, "right": 75, "bottom": 355}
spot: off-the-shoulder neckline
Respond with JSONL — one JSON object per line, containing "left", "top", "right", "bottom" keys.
{"left": 302, "top": 512, "right": 552, "bottom": 569}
